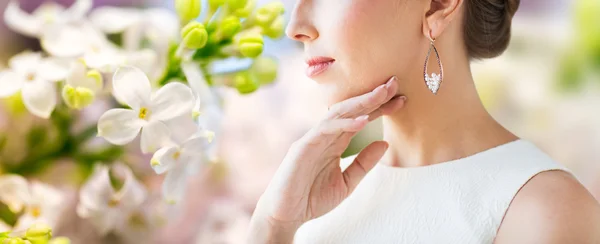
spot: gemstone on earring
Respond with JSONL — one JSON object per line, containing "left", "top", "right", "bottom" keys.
{"left": 425, "top": 72, "right": 441, "bottom": 94}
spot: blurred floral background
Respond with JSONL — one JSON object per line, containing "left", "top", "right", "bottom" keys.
{"left": 0, "top": 0, "right": 599, "bottom": 243}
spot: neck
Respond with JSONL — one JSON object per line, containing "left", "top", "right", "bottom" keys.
{"left": 381, "top": 47, "right": 517, "bottom": 168}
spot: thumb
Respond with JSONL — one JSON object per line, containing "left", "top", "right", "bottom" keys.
{"left": 342, "top": 141, "right": 389, "bottom": 193}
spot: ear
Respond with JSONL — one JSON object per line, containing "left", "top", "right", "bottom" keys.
{"left": 422, "top": 0, "right": 464, "bottom": 40}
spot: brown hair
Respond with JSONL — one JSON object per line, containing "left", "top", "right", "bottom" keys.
{"left": 463, "top": 0, "right": 520, "bottom": 59}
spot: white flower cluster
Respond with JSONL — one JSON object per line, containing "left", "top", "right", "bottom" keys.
{"left": 0, "top": 0, "right": 219, "bottom": 230}
{"left": 0, "top": 175, "right": 65, "bottom": 233}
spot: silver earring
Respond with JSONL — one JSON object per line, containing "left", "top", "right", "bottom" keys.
{"left": 423, "top": 30, "right": 443, "bottom": 94}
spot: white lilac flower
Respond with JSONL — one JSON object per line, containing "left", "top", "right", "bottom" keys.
{"left": 3, "top": 0, "right": 92, "bottom": 37}
{"left": 89, "top": 7, "right": 174, "bottom": 81}
{"left": 0, "top": 52, "right": 69, "bottom": 118}
{"left": 77, "top": 163, "right": 147, "bottom": 235}
{"left": 150, "top": 132, "right": 212, "bottom": 204}
{"left": 97, "top": 66, "right": 195, "bottom": 153}
{"left": 89, "top": 7, "right": 179, "bottom": 51}
{"left": 39, "top": 21, "right": 118, "bottom": 62}
{"left": 61, "top": 59, "right": 103, "bottom": 110}
{"left": 181, "top": 61, "right": 223, "bottom": 158}
{"left": 0, "top": 175, "right": 66, "bottom": 231}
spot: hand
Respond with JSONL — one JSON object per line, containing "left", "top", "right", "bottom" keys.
{"left": 248, "top": 76, "right": 406, "bottom": 243}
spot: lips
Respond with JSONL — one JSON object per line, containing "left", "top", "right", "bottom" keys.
{"left": 305, "top": 56, "right": 335, "bottom": 78}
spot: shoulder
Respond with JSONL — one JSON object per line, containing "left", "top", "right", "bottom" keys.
{"left": 495, "top": 170, "right": 600, "bottom": 243}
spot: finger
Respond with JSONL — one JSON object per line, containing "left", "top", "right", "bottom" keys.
{"left": 326, "top": 76, "right": 398, "bottom": 120}
{"left": 363, "top": 95, "right": 408, "bottom": 122}
{"left": 378, "top": 95, "right": 407, "bottom": 116}
{"left": 342, "top": 141, "right": 389, "bottom": 192}
{"left": 303, "top": 115, "right": 370, "bottom": 144}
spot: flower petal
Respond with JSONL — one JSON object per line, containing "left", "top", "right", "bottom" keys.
{"left": 61, "top": 0, "right": 93, "bottom": 21}
{"left": 89, "top": 7, "right": 141, "bottom": 33}
{"left": 182, "top": 135, "right": 211, "bottom": 154}
{"left": 162, "top": 162, "right": 188, "bottom": 204}
{"left": 31, "top": 182, "right": 64, "bottom": 209}
{"left": 9, "top": 52, "right": 42, "bottom": 74}
{"left": 38, "top": 57, "right": 70, "bottom": 81}
{"left": 66, "top": 60, "right": 103, "bottom": 90}
{"left": 197, "top": 103, "right": 224, "bottom": 133}
{"left": 97, "top": 108, "right": 144, "bottom": 145}
{"left": 150, "top": 146, "right": 179, "bottom": 174}
{"left": 3, "top": 1, "right": 44, "bottom": 37}
{"left": 144, "top": 8, "right": 179, "bottom": 46}
{"left": 30, "top": 1, "right": 64, "bottom": 29}
{"left": 0, "top": 174, "right": 30, "bottom": 213}
{"left": 83, "top": 48, "right": 120, "bottom": 73}
{"left": 112, "top": 66, "right": 152, "bottom": 110}
{"left": 66, "top": 60, "right": 86, "bottom": 85}
{"left": 80, "top": 207, "right": 121, "bottom": 235}
{"left": 28, "top": 182, "right": 65, "bottom": 228}
{"left": 78, "top": 165, "right": 114, "bottom": 214}
{"left": 112, "top": 163, "right": 147, "bottom": 210}
{"left": 40, "top": 23, "right": 89, "bottom": 57}
{"left": 150, "top": 82, "right": 194, "bottom": 121}
{"left": 140, "top": 120, "right": 170, "bottom": 153}
{"left": 164, "top": 113, "right": 199, "bottom": 145}
{"left": 121, "top": 49, "right": 158, "bottom": 75}
{"left": 181, "top": 152, "right": 205, "bottom": 176}
{"left": 21, "top": 80, "right": 57, "bottom": 118}
{"left": 181, "top": 61, "right": 216, "bottom": 104}
{"left": 0, "top": 70, "right": 24, "bottom": 97}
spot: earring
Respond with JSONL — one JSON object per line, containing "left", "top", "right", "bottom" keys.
{"left": 423, "top": 30, "right": 443, "bottom": 94}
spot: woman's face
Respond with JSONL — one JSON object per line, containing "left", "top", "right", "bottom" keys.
{"left": 286, "top": 0, "right": 427, "bottom": 105}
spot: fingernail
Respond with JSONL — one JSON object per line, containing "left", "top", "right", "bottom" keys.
{"left": 386, "top": 76, "right": 397, "bottom": 88}
{"left": 356, "top": 115, "right": 369, "bottom": 121}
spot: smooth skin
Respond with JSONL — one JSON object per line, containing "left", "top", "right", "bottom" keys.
{"left": 248, "top": 77, "right": 407, "bottom": 243}
{"left": 248, "top": 0, "right": 600, "bottom": 243}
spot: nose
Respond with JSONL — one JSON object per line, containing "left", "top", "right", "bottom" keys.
{"left": 285, "top": 1, "right": 318, "bottom": 43}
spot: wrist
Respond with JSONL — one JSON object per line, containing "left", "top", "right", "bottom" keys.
{"left": 247, "top": 213, "right": 303, "bottom": 244}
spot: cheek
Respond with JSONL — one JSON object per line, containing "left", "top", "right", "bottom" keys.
{"left": 328, "top": 1, "right": 403, "bottom": 103}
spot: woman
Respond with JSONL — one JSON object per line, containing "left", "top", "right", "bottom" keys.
{"left": 248, "top": 0, "right": 600, "bottom": 243}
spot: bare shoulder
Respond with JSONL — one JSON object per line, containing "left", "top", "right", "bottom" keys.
{"left": 495, "top": 170, "right": 600, "bottom": 243}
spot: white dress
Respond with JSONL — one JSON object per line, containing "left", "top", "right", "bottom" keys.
{"left": 293, "top": 139, "right": 572, "bottom": 244}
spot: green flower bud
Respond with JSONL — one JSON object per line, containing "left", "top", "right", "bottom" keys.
{"left": 250, "top": 56, "right": 278, "bottom": 85}
{"left": 181, "top": 21, "right": 208, "bottom": 49}
{"left": 62, "top": 84, "right": 96, "bottom": 110}
{"left": 0, "top": 233, "right": 9, "bottom": 243}
{"left": 264, "top": 15, "right": 285, "bottom": 39}
{"left": 25, "top": 223, "right": 52, "bottom": 244}
{"left": 175, "top": 0, "right": 202, "bottom": 23}
{"left": 254, "top": 2, "right": 285, "bottom": 27}
{"left": 575, "top": 0, "right": 600, "bottom": 56}
{"left": 2, "top": 237, "right": 26, "bottom": 244}
{"left": 208, "top": 0, "right": 225, "bottom": 11}
{"left": 227, "top": 0, "right": 248, "bottom": 11}
{"left": 48, "top": 237, "right": 70, "bottom": 244}
{"left": 233, "top": 0, "right": 256, "bottom": 18}
{"left": 218, "top": 16, "right": 242, "bottom": 39}
{"left": 234, "top": 71, "right": 260, "bottom": 94}
{"left": 237, "top": 33, "right": 264, "bottom": 58}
